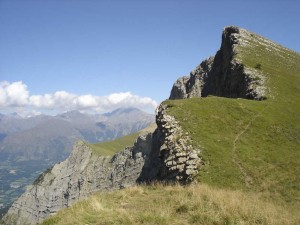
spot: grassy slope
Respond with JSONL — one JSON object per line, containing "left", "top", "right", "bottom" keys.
{"left": 42, "top": 183, "right": 297, "bottom": 225}
{"left": 87, "top": 133, "right": 141, "bottom": 156}
{"left": 88, "top": 123, "right": 156, "bottom": 156}
{"left": 42, "top": 31, "right": 300, "bottom": 224}
{"left": 164, "top": 31, "right": 300, "bottom": 205}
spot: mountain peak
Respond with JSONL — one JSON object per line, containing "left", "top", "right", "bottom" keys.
{"left": 222, "top": 26, "right": 241, "bottom": 41}
{"left": 221, "top": 26, "right": 241, "bottom": 50}
{"left": 169, "top": 26, "right": 270, "bottom": 101}
{"left": 104, "top": 107, "right": 142, "bottom": 117}
{"left": 60, "top": 110, "right": 84, "bottom": 117}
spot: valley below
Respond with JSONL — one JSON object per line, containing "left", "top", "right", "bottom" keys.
{"left": 0, "top": 159, "right": 53, "bottom": 216}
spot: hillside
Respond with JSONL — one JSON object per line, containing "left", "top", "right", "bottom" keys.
{"left": 88, "top": 123, "right": 157, "bottom": 156}
{"left": 3, "top": 26, "right": 300, "bottom": 224}
{"left": 41, "top": 183, "right": 297, "bottom": 225}
{"left": 165, "top": 27, "right": 300, "bottom": 203}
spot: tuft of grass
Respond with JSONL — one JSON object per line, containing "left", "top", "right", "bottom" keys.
{"left": 255, "top": 63, "right": 262, "bottom": 69}
{"left": 42, "top": 183, "right": 299, "bottom": 225}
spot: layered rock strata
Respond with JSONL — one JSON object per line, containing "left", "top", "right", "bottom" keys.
{"left": 170, "top": 26, "right": 267, "bottom": 100}
{"left": 156, "top": 104, "right": 202, "bottom": 182}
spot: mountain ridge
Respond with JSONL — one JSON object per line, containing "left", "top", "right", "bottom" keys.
{"left": 3, "top": 26, "right": 300, "bottom": 224}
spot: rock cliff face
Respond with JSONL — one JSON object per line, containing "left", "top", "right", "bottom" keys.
{"left": 155, "top": 104, "right": 202, "bottom": 182}
{"left": 5, "top": 131, "right": 160, "bottom": 224}
{"left": 170, "top": 26, "right": 267, "bottom": 100}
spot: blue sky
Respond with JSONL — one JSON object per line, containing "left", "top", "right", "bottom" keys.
{"left": 0, "top": 0, "right": 299, "bottom": 116}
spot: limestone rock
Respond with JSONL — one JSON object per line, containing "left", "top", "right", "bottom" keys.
{"left": 169, "top": 76, "right": 190, "bottom": 99}
{"left": 155, "top": 104, "right": 202, "bottom": 183}
{"left": 169, "top": 26, "right": 267, "bottom": 101}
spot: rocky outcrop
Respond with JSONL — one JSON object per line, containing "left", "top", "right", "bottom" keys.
{"left": 169, "top": 57, "right": 214, "bottom": 99}
{"left": 156, "top": 104, "right": 202, "bottom": 182}
{"left": 4, "top": 130, "right": 160, "bottom": 224}
{"left": 170, "top": 26, "right": 267, "bottom": 100}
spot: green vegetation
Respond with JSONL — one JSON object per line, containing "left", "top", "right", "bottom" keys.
{"left": 164, "top": 33, "right": 300, "bottom": 205}
{"left": 88, "top": 132, "right": 140, "bottom": 156}
{"left": 88, "top": 123, "right": 156, "bottom": 156}
{"left": 42, "top": 183, "right": 298, "bottom": 225}
{"left": 255, "top": 63, "right": 261, "bottom": 69}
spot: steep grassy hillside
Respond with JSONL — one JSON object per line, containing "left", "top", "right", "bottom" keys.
{"left": 88, "top": 123, "right": 156, "bottom": 156}
{"left": 42, "top": 183, "right": 298, "bottom": 225}
{"left": 87, "top": 132, "right": 141, "bottom": 156}
{"left": 164, "top": 31, "right": 300, "bottom": 204}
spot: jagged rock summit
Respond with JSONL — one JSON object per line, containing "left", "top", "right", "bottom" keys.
{"left": 170, "top": 26, "right": 267, "bottom": 100}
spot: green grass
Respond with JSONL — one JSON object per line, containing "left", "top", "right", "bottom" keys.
{"left": 88, "top": 123, "right": 156, "bottom": 156}
{"left": 88, "top": 133, "right": 141, "bottom": 156}
{"left": 163, "top": 31, "right": 300, "bottom": 205}
{"left": 42, "top": 183, "right": 299, "bottom": 225}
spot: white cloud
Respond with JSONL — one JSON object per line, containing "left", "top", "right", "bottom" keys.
{"left": 0, "top": 81, "right": 29, "bottom": 106}
{"left": 76, "top": 95, "right": 98, "bottom": 108}
{"left": 108, "top": 92, "right": 132, "bottom": 104}
{"left": 0, "top": 81, "right": 158, "bottom": 115}
{"left": 29, "top": 91, "right": 77, "bottom": 109}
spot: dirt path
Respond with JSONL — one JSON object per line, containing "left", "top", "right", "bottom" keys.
{"left": 232, "top": 106, "right": 268, "bottom": 187}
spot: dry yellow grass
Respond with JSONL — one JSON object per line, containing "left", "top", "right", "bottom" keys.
{"left": 43, "top": 183, "right": 299, "bottom": 225}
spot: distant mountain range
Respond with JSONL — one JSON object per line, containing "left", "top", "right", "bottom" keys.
{"left": 0, "top": 107, "right": 154, "bottom": 162}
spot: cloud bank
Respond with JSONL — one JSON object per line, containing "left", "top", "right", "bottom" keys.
{"left": 0, "top": 81, "right": 158, "bottom": 116}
